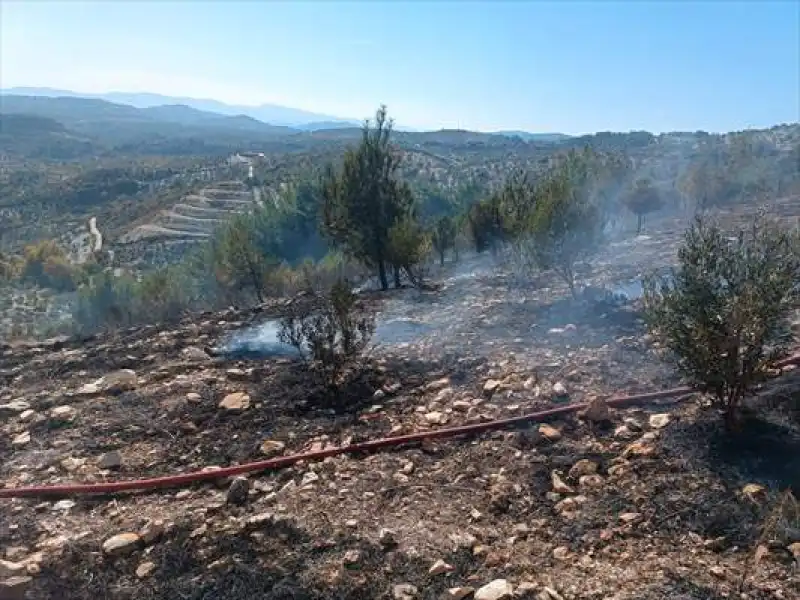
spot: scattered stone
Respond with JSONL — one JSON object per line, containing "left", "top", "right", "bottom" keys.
{"left": 95, "top": 369, "right": 138, "bottom": 394}
{"left": 552, "top": 546, "right": 570, "bottom": 560}
{"left": 98, "top": 451, "right": 122, "bottom": 470}
{"left": 219, "top": 392, "right": 250, "bottom": 411}
{"left": 551, "top": 382, "right": 568, "bottom": 399}
{"left": 18, "top": 409, "right": 35, "bottom": 422}
{"left": 622, "top": 440, "right": 656, "bottom": 458}
{"left": 139, "top": 520, "right": 166, "bottom": 544}
{"left": 379, "top": 528, "right": 398, "bottom": 548}
{"left": 619, "top": 512, "right": 643, "bottom": 524}
{"left": 181, "top": 347, "right": 210, "bottom": 361}
{"left": 709, "top": 565, "right": 725, "bottom": 578}
{"left": 393, "top": 584, "right": 418, "bottom": 600}
{"left": 446, "top": 587, "right": 475, "bottom": 600}
{"left": 260, "top": 440, "right": 286, "bottom": 457}
{"left": 49, "top": 405, "right": 76, "bottom": 421}
{"left": 539, "top": 587, "right": 565, "bottom": 600}
{"left": 226, "top": 476, "right": 250, "bottom": 505}
{"left": 424, "top": 411, "right": 448, "bottom": 425}
{"left": 788, "top": 542, "right": 800, "bottom": 561}
{"left": 102, "top": 533, "right": 142, "bottom": 556}
{"left": 425, "top": 378, "right": 450, "bottom": 392}
{"left": 0, "top": 560, "right": 25, "bottom": 578}
{"left": 648, "top": 413, "right": 671, "bottom": 429}
{"left": 475, "top": 579, "right": 514, "bottom": 600}
{"left": 136, "top": 561, "right": 156, "bottom": 578}
{"left": 538, "top": 423, "right": 561, "bottom": 442}
{"left": 568, "top": 459, "right": 598, "bottom": 479}
{"left": 301, "top": 471, "right": 319, "bottom": 486}
{"left": 52, "top": 500, "right": 76, "bottom": 511}
{"left": 0, "top": 401, "right": 30, "bottom": 417}
{"left": 581, "top": 396, "right": 611, "bottom": 423}
{"left": 551, "top": 471, "right": 574, "bottom": 494}
{"left": 186, "top": 392, "right": 202, "bottom": 403}
{"left": 11, "top": 431, "right": 30, "bottom": 447}
{"left": 428, "top": 558, "right": 454, "bottom": 576}
{"left": 483, "top": 379, "right": 501, "bottom": 397}
{"left": 613, "top": 425, "right": 637, "bottom": 440}
{"left": 453, "top": 400, "right": 473, "bottom": 411}
{"left": 0, "top": 576, "right": 32, "bottom": 600}
{"left": 343, "top": 549, "right": 360, "bottom": 566}
{"left": 578, "top": 474, "right": 605, "bottom": 489}
{"left": 742, "top": 483, "right": 767, "bottom": 503}
{"left": 515, "top": 582, "right": 539, "bottom": 597}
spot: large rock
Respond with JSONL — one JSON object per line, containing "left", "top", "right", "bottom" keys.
{"left": 219, "top": 392, "right": 250, "bottom": 411}
{"left": 102, "top": 532, "right": 142, "bottom": 556}
{"left": 11, "top": 431, "right": 30, "bottom": 448}
{"left": 568, "top": 459, "right": 598, "bottom": 479}
{"left": 0, "top": 401, "right": 30, "bottom": 417}
{"left": 227, "top": 476, "right": 250, "bottom": 505}
{"left": 475, "top": 579, "right": 514, "bottom": 600}
{"left": 260, "top": 440, "right": 286, "bottom": 457}
{"left": 80, "top": 369, "right": 138, "bottom": 395}
{"left": 648, "top": 413, "right": 671, "bottom": 429}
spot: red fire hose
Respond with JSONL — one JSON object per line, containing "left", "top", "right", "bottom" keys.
{"left": 1, "top": 354, "right": 798, "bottom": 500}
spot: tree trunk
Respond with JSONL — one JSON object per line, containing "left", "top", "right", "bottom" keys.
{"left": 636, "top": 214, "right": 643, "bottom": 234}
{"left": 377, "top": 260, "right": 389, "bottom": 291}
{"left": 393, "top": 266, "right": 402, "bottom": 289}
{"left": 439, "top": 250, "right": 445, "bottom": 267}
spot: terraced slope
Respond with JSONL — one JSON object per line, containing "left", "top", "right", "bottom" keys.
{"left": 120, "top": 181, "right": 258, "bottom": 244}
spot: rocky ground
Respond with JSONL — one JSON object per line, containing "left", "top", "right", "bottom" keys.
{"left": 1, "top": 205, "right": 799, "bottom": 600}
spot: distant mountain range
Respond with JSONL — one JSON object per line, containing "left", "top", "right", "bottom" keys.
{"left": 0, "top": 86, "right": 570, "bottom": 140}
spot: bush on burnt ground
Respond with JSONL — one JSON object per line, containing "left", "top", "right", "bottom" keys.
{"left": 279, "top": 278, "right": 376, "bottom": 401}
{"left": 643, "top": 213, "right": 800, "bottom": 431}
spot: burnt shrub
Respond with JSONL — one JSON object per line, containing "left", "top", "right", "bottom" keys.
{"left": 278, "top": 279, "right": 375, "bottom": 398}
{"left": 643, "top": 214, "right": 800, "bottom": 431}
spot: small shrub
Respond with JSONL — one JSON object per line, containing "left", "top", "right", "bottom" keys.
{"left": 643, "top": 214, "right": 800, "bottom": 430}
{"left": 430, "top": 215, "right": 458, "bottom": 266}
{"left": 278, "top": 279, "right": 375, "bottom": 397}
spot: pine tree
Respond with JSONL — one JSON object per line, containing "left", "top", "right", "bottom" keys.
{"left": 320, "top": 106, "right": 417, "bottom": 290}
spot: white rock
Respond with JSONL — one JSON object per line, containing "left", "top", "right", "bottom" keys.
{"left": 393, "top": 584, "right": 418, "bottom": 600}
{"left": 428, "top": 558, "right": 454, "bottom": 575}
{"left": 11, "top": 431, "right": 30, "bottom": 447}
{"left": 475, "top": 579, "right": 514, "bottom": 600}
{"left": 49, "top": 405, "right": 76, "bottom": 420}
{"left": 648, "top": 413, "right": 671, "bottom": 429}
{"left": 219, "top": 392, "right": 250, "bottom": 411}
{"left": 447, "top": 587, "right": 475, "bottom": 600}
{"left": 102, "top": 532, "right": 141, "bottom": 556}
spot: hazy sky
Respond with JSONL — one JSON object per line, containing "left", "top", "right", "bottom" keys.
{"left": 2, "top": 0, "right": 798, "bottom": 134}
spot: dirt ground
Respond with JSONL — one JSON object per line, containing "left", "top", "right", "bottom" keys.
{"left": 1, "top": 203, "right": 799, "bottom": 600}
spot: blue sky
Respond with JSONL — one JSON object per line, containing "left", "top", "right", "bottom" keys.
{"left": 2, "top": 0, "right": 798, "bottom": 134}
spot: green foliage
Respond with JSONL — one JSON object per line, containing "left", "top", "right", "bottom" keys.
{"left": 278, "top": 279, "right": 375, "bottom": 396}
{"left": 386, "top": 217, "right": 431, "bottom": 286}
{"left": 320, "top": 106, "right": 419, "bottom": 290}
{"left": 523, "top": 149, "right": 624, "bottom": 296}
{"left": 209, "top": 211, "right": 280, "bottom": 303}
{"left": 643, "top": 214, "right": 800, "bottom": 430}
{"left": 431, "top": 215, "right": 458, "bottom": 266}
{"left": 20, "top": 240, "right": 79, "bottom": 292}
{"left": 73, "top": 264, "right": 199, "bottom": 332}
{"left": 623, "top": 178, "right": 664, "bottom": 233}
